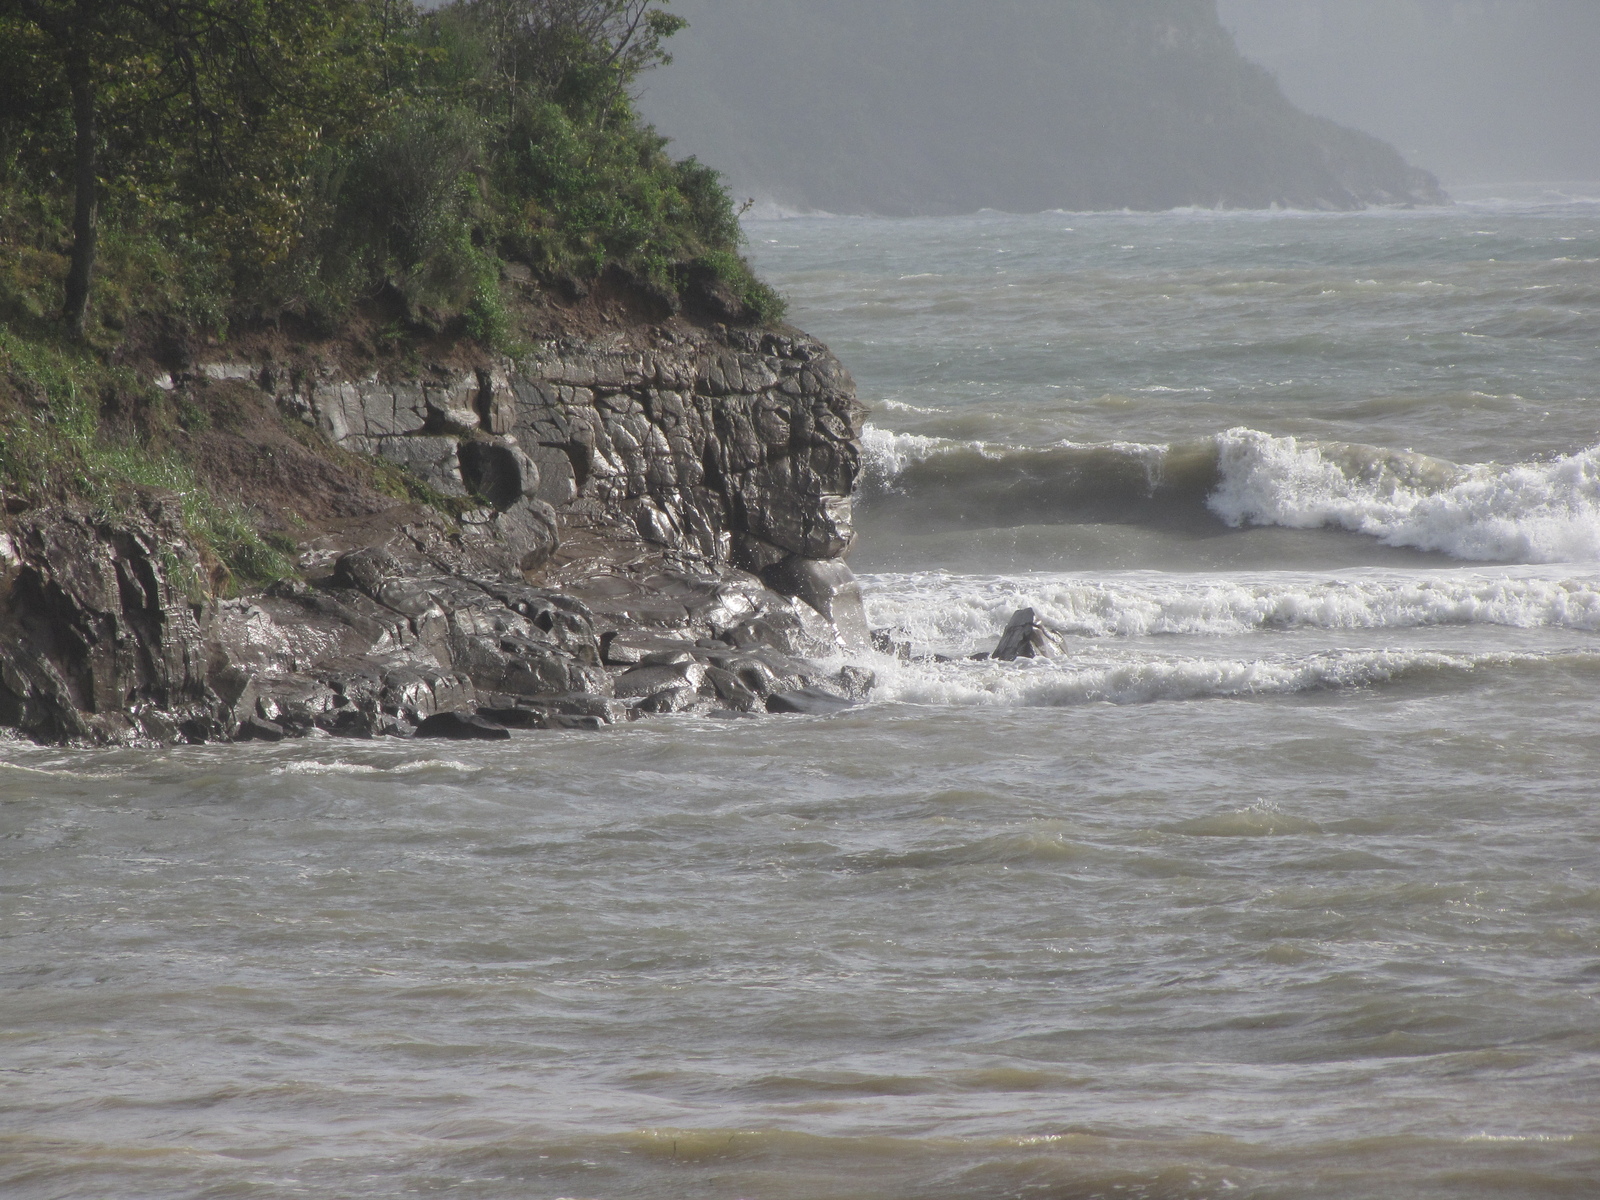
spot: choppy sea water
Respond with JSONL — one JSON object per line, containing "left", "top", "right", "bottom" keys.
{"left": 6, "top": 193, "right": 1600, "bottom": 1198}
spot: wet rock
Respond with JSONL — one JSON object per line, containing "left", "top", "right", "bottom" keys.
{"left": 834, "top": 665, "right": 877, "bottom": 699}
{"left": 634, "top": 686, "right": 701, "bottom": 715}
{"left": 614, "top": 660, "right": 706, "bottom": 698}
{"left": 721, "top": 610, "right": 818, "bottom": 656}
{"left": 548, "top": 713, "right": 605, "bottom": 732}
{"left": 377, "top": 714, "right": 417, "bottom": 738}
{"left": 766, "top": 688, "right": 858, "bottom": 716}
{"left": 641, "top": 648, "right": 697, "bottom": 666}
{"left": 254, "top": 677, "right": 341, "bottom": 733}
{"left": 547, "top": 693, "right": 629, "bottom": 724}
{"left": 320, "top": 705, "right": 378, "bottom": 739}
{"left": 762, "top": 556, "right": 871, "bottom": 648}
{"left": 705, "top": 666, "right": 762, "bottom": 712}
{"left": 604, "top": 630, "right": 700, "bottom": 665}
{"left": 474, "top": 703, "right": 547, "bottom": 729}
{"left": 414, "top": 711, "right": 512, "bottom": 740}
{"left": 478, "top": 691, "right": 625, "bottom": 726}
{"left": 871, "top": 628, "right": 912, "bottom": 662}
{"left": 332, "top": 546, "right": 401, "bottom": 598}
{"left": 993, "top": 608, "right": 1065, "bottom": 663}
{"left": 237, "top": 716, "right": 287, "bottom": 742}
{"left": 0, "top": 501, "right": 214, "bottom": 745}
{"left": 707, "top": 648, "right": 820, "bottom": 698}
{"left": 452, "top": 633, "right": 604, "bottom": 700}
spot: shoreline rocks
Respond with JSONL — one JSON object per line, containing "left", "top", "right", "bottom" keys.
{"left": 0, "top": 324, "right": 878, "bottom": 746}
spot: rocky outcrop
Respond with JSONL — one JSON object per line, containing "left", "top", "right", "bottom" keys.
{"left": 273, "top": 326, "right": 862, "bottom": 577}
{"left": 0, "top": 325, "right": 876, "bottom": 746}
{"left": 0, "top": 502, "right": 215, "bottom": 744}
{"left": 991, "top": 607, "right": 1065, "bottom": 663}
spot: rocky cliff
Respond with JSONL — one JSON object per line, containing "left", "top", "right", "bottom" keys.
{"left": 0, "top": 322, "right": 875, "bottom": 746}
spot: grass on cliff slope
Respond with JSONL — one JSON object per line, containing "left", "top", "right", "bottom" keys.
{"left": 0, "top": 325, "right": 511, "bottom": 593}
{"left": 0, "top": 329, "right": 296, "bottom": 592}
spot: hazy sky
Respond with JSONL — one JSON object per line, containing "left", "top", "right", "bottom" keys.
{"left": 1218, "top": 0, "right": 1600, "bottom": 186}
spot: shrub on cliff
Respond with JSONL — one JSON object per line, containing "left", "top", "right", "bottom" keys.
{"left": 0, "top": 0, "right": 777, "bottom": 348}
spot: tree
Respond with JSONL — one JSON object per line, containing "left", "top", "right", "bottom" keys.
{"left": 4, "top": 0, "right": 383, "bottom": 339}
{"left": 449, "top": 0, "right": 685, "bottom": 116}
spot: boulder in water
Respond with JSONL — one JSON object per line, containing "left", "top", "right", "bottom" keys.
{"left": 762, "top": 556, "right": 872, "bottom": 648}
{"left": 766, "top": 688, "right": 858, "bottom": 716}
{"left": 993, "top": 608, "right": 1064, "bottom": 663}
{"left": 237, "top": 716, "right": 288, "bottom": 742}
{"left": 414, "top": 711, "right": 512, "bottom": 740}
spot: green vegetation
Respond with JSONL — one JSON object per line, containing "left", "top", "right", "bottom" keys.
{"left": 0, "top": 0, "right": 777, "bottom": 588}
{"left": 0, "top": 328, "right": 295, "bottom": 591}
{"left": 0, "top": 0, "right": 776, "bottom": 341}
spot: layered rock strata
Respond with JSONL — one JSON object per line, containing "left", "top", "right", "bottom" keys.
{"left": 0, "top": 327, "right": 874, "bottom": 745}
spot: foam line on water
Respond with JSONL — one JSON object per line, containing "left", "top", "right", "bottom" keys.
{"left": 268, "top": 759, "right": 485, "bottom": 777}
{"left": 867, "top": 647, "right": 1580, "bottom": 710}
{"left": 862, "top": 568, "right": 1600, "bottom": 645}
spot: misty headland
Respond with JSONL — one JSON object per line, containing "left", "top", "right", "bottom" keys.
{"left": 638, "top": 0, "right": 1445, "bottom": 214}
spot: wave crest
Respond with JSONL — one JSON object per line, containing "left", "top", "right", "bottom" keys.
{"left": 869, "top": 647, "right": 1545, "bottom": 709}
{"left": 857, "top": 422, "right": 1600, "bottom": 564}
{"left": 863, "top": 569, "right": 1600, "bottom": 645}
{"left": 1210, "top": 429, "right": 1600, "bottom": 563}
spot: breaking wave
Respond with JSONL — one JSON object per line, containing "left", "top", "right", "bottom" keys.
{"left": 1209, "top": 428, "right": 1600, "bottom": 563}
{"left": 862, "top": 568, "right": 1600, "bottom": 646}
{"left": 858, "top": 423, "right": 1600, "bottom": 564}
{"left": 868, "top": 646, "right": 1585, "bottom": 710}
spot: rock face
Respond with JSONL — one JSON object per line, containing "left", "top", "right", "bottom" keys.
{"left": 0, "top": 325, "right": 876, "bottom": 746}
{"left": 279, "top": 326, "right": 862, "bottom": 575}
{"left": 0, "top": 502, "right": 215, "bottom": 744}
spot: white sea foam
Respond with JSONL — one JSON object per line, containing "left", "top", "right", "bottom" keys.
{"left": 1210, "top": 428, "right": 1600, "bottom": 563}
{"left": 862, "top": 568, "right": 1600, "bottom": 649}
{"left": 858, "top": 424, "right": 968, "bottom": 490}
{"left": 878, "top": 399, "right": 948, "bottom": 414}
{"left": 269, "top": 759, "right": 484, "bottom": 777}
{"left": 868, "top": 646, "right": 1548, "bottom": 710}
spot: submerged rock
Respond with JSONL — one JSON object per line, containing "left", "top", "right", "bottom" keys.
{"left": 766, "top": 688, "right": 859, "bottom": 716}
{"left": 993, "top": 608, "right": 1065, "bottom": 663}
{"left": 414, "top": 711, "right": 512, "bottom": 741}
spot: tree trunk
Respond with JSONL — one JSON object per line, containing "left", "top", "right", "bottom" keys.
{"left": 63, "top": 36, "right": 98, "bottom": 342}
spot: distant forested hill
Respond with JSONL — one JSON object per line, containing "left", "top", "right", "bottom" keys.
{"left": 637, "top": 0, "right": 1445, "bottom": 214}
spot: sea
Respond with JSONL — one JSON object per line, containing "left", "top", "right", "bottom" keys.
{"left": 4, "top": 188, "right": 1600, "bottom": 1199}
